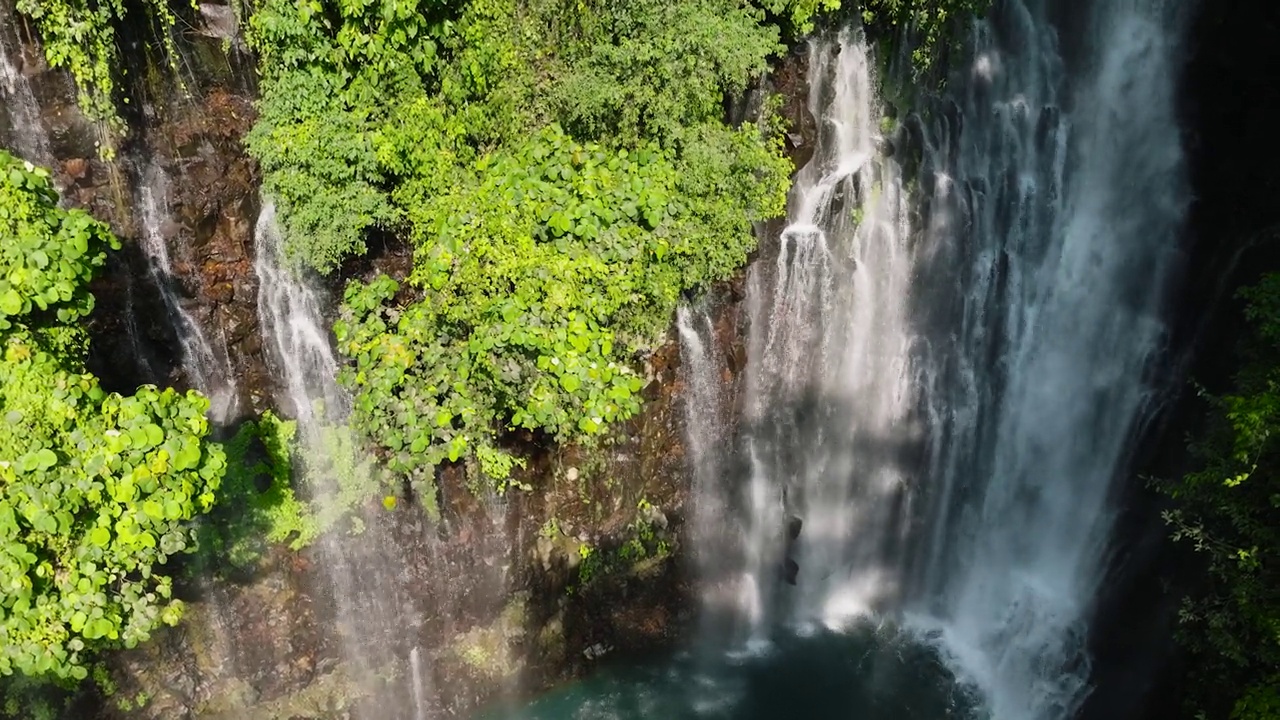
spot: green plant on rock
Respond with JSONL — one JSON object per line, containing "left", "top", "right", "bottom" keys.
{"left": 575, "top": 542, "right": 601, "bottom": 587}
{"left": 1161, "top": 273, "right": 1280, "bottom": 718}
{"left": 621, "top": 498, "right": 670, "bottom": 561}
{"left": 300, "top": 419, "right": 393, "bottom": 531}
{"left": 197, "top": 411, "right": 315, "bottom": 571}
{"left": 15, "top": 0, "right": 191, "bottom": 155}
{"left": 244, "top": 0, "right": 461, "bottom": 272}
{"left": 335, "top": 124, "right": 787, "bottom": 492}
{"left": 538, "top": 517, "right": 561, "bottom": 540}
{"left": 0, "top": 152, "right": 225, "bottom": 684}
{"left": 474, "top": 443, "right": 529, "bottom": 494}
{"left": 858, "top": 0, "right": 993, "bottom": 73}
{"left": 251, "top": 0, "right": 794, "bottom": 505}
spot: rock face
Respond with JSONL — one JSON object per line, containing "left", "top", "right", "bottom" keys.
{"left": 0, "top": 0, "right": 271, "bottom": 412}
{"left": 0, "top": 1, "right": 769, "bottom": 713}
{"left": 94, "top": 281, "right": 749, "bottom": 720}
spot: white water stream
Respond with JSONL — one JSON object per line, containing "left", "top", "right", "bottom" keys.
{"left": 137, "top": 161, "right": 240, "bottom": 421}
{"left": 254, "top": 201, "right": 445, "bottom": 720}
{"left": 0, "top": 1, "right": 50, "bottom": 164}
{"left": 681, "top": 1, "right": 1191, "bottom": 718}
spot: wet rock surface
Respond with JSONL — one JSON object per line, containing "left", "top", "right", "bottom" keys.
{"left": 1, "top": 3, "right": 762, "bottom": 714}
{"left": 96, "top": 281, "right": 747, "bottom": 720}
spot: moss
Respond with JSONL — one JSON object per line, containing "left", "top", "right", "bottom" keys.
{"left": 200, "top": 660, "right": 390, "bottom": 720}
{"left": 448, "top": 592, "right": 531, "bottom": 681}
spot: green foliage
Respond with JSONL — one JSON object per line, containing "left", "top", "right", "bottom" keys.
{"left": 15, "top": 0, "right": 189, "bottom": 154}
{"left": 1234, "top": 681, "right": 1280, "bottom": 720}
{"left": 249, "top": 0, "right": 792, "bottom": 501}
{"left": 575, "top": 542, "right": 601, "bottom": 587}
{"left": 244, "top": 72, "right": 394, "bottom": 274}
{"left": 197, "top": 411, "right": 314, "bottom": 571}
{"left": 858, "top": 0, "right": 992, "bottom": 72}
{"left": 0, "top": 154, "right": 117, "bottom": 332}
{"left": 197, "top": 405, "right": 414, "bottom": 571}
{"left": 299, "top": 419, "right": 390, "bottom": 533}
{"left": 566, "top": 499, "right": 670, "bottom": 591}
{"left": 545, "top": 0, "right": 780, "bottom": 143}
{"left": 244, "top": 0, "right": 458, "bottom": 272}
{"left": 474, "top": 444, "right": 528, "bottom": 494}
{"left": 1162, "top": 273, "right": 1280, "bottom": 717}
{"left": 618, "top": 498, "right": 670, "bottom": 561}
{"left": 335, "top": 124, "right": 787, "bottom": 490}
{"left": 754, "top": 0, "right": 841, "bottom": 35}
{"left": 0, "top": 152, "right": 225, "bottom": 683}
{"left": 247, "top": 0, "right": 796, "bottom": 272}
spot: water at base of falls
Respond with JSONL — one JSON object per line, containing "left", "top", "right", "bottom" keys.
{"left": 477, "top": 626, "right": 983, "bottom": 720}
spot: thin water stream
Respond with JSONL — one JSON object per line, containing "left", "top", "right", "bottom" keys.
{"left": 0, "top": 1, "right": 50, "bottom": 164}
{"left": 136, "top": 161, "right": 240, "bottom": 422}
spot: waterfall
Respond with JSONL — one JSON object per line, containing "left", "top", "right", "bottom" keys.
{"left": 0, "top": 1, "right": 50, "bottom": 164}
{"left": 736, "top": 32, "right": 921, "bottom": 637}
{"left": 253, "top": 201, "right": 429, "bottom": 719}
{"left": 684, "top": 0, "right": 1191, "bottom": 717}
{"left": 911, "top": 1, "right": 1191, "bottom": 716}
{"left": 253, "top": 201, "right": 345, "bottom": 421}
{"left": 410, "top": 646, "right": 430, "bottom": 720}
{"left": 678, "top": 305, "right": 752, "bottom": 627}
{"left": 137, "top": 161, "right": 239, "bottom": 422}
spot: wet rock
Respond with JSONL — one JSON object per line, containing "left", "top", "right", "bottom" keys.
{"left": 782, "top": 557, "right": 800, "bottom": 585}
{"left": 446, "top": 592, "right": 531, "bottom": 682}
{"left": 770, "top": 48, "right": 818, "bottom": 174}
{"left": 63, "top": 157, "right": 88, "bottom": 180}
{"left": 787, "top": 515, "right": 803, "bottom": 540}
{"left": 197, "top": 3, "right": 238, "bottom": 40}
{"left": 582, "top": 642, "right": 612, "bottom": 661}
{"left": 535, "top": 535, "right": 556, "bottom": 571}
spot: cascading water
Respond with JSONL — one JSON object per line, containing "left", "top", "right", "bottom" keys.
{"left": 0, "top": 1, "right": 50, "bottom": 164}
{"left": 137, "top": 161, "right": 239, "bottom": 421}
{"left": 909, "top": 2, "right": 1191, "bottom": 716}
{"left": 677, "top": 305, "right": 740, "bottom": 617}
{"left": 255, "top": 202, "right": 531, "bottom": 720}
{"left": 738, "top": 33, "right": 921, "bottom": 636}
{"left": 253, "top": 201, "right": 425, "bottom": 717}
{"left": 680, "top": 1, "right": 1191, "bottom": 718}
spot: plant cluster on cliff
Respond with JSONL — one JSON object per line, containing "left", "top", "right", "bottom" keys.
{"left": 12, "top": 0, "right": 187, "bottom": 155}
{"left": 0, "top": 151, "right": 225, "bottom": 697}
{"left": 858, "top": 0, "right": 991, "bottom": 70}
{"left": 245, "top": 0, "right": 810, "bottom": 497}
{"left": 242, "top": 0, "right": 997, "bottom": 504}
{"left": 1162, "top": 274, "right": 1280, "bottom": 719}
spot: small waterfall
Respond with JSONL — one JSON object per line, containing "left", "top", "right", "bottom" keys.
{"left": 253, "top": 201, "right": 425, "bottom": 719}
{"left": 0, "top": 1, "right": 50, "bottom": 164}
{"left": 253, "top": 201, "right": 345, "bottom": 420}
{"left": 685, "top": 1, "right": 1191, "bottom": 717}
{"left": 137, "top": 161, "right": 239, "bottom": 422}
{"left": 677, "top": 304, "right": 749, "bottom": 625}
{"left": 409, "top": 646, "right": 429, "bottom": 720}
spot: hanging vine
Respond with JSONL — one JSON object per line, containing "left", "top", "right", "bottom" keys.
{"left": 13, "top": 0, "right": 193, "bottom": 157}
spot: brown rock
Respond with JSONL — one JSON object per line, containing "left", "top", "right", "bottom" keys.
{"left": 63, "top": 157, "right": 88, "bottom": 180}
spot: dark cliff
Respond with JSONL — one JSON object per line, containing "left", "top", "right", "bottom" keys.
{"left": 1084, "top": 0, "right": 1280, "bottom": 718}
